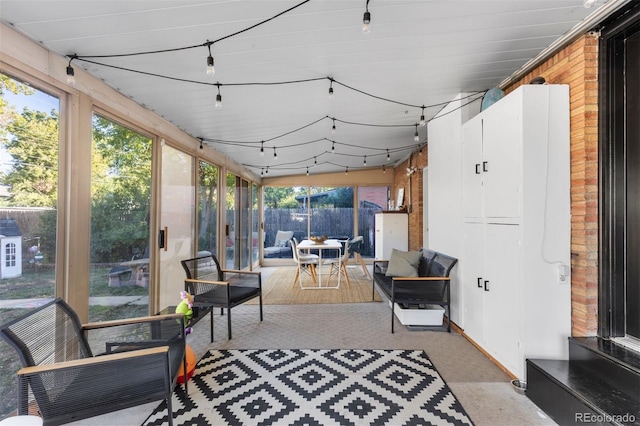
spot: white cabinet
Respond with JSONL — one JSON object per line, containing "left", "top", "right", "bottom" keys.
{"left": 460, "top": 85, "right": 572, "bottom": 380}
{"left": 374, "top": 212, "right": 408, "bottom": 259}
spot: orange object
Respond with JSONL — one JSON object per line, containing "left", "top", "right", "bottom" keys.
{"left": 177, "top": 344, "right": 197, "bottom": 384}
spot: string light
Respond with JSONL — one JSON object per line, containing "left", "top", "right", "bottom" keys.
{"left": 332, "top": 141, "right": 336, "bottom": 153}
{"left": 362, "top": 0, "right": 371, "bottom": 34}
{"left": 206, "top": 43, "right": 215, "bottom": 76}
{"left": 345, "top": 166, "right": 349, "bottom": 175}
{"left": 306, "top": 167, "right": 309, "bottom": 176}
{"left": 383, "top": 164, "right": 386, "bottom": 173}
{"left": 261, "top": 168, "right": 264, "bottom": 177}
{"left": 273, "top": 147, "right": 278, "bottom": 159}
{"left": 363, "top": 155, "right": 367, "bottom": 166}
{"left": 260, "top": 141, "right": 264, "bottom": 156}
{"left": 414, "top": 124, "right": 419, "bottom": 142}
{"left": 215, "top": 84, "right": 222, "bottom": 108}
{"left": 387, "top": 149, "right": 390, "bottom": 161}
{"left": 265, "top": 166, "right": 269, "bottom": 175}
{"left": 419, "top": 106, "right": 426, "bottom": 126}
{"left": 199, "top": 139, "right": 203, "bottom": 150}
{"left": 331, "top": 118, "right": 336, "bottom": 135}
{"left": 314, "top": 156, "right": 317, "bottom": 165}
{"left": 328, "top": 79, "right": 334, "bottom": 99}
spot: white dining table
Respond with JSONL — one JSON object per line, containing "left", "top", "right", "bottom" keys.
{"left": 297, "top": 239, "right": 343, "bottom": 289}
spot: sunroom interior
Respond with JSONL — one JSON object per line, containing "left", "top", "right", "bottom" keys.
{"left": 1, "top": 1, "right": 639, "bottom": 424}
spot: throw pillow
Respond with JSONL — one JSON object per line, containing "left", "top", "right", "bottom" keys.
{"left": 275, "top": 239, "right": 288, "bottom": 248}
{"left": 385, "top": 249, "right": 422, "bottom": 277}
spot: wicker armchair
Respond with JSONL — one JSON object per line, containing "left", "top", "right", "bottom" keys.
{"left": 181, "top": 253, "right": 262, "bottom": 340}
{"left": 0, "top": 298, "right": 186, "bottom": 426}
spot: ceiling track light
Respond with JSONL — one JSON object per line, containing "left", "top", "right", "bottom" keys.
{"left": 206, "top": 42, "right": 215, "bottom": 76}
{"left": 419, "top": 106, "right": 426, "bottom": 126}
{"left": 215, "top": 83, "right": 222, "bottom": 108}
{"left": 260, "top": 141, "right": 265, "bottom": 156}
{"left": 328, "top": 79, "right": 334, "bottom": 99}
{"left": 414, "top": 124, "right": 419, "bottom": 142}
{"left": 362, "top": 0, "right": 371, "bottom": 34}
{"left": 66, "top": 57, "right": 76, "bottom": 85}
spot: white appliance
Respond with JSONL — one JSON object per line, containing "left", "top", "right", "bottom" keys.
{"left": 374, "top": 212, "right": 408, "bottom": 259}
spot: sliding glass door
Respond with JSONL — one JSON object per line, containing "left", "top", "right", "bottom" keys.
{"left": 158, "top": 144, "right": 194, "bottom": 309}
{"left": 90, "top": 114, "right": 151, "bottom": 321}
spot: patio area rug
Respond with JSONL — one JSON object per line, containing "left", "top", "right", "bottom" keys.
{"left": 142, "top": 349, "right": 474, "bottom": 425}
{"left": 248, "top": 266, "right": 382, "bottom": 305}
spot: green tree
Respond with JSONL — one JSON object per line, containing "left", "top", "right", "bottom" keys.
{"left": 264, "top": 187, "right": 296, "bottom": 208}
{"left": 90, "top": 115, "right": 152, "bottom": 263}
{"left": 1, "top": 108, "right": 59, "bottom": 207}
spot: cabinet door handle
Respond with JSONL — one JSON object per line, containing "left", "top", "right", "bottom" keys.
{"left": 482, "top": 161, "right": 488, "bottom": 172}
{"left": 484, "top": 280, "right": 490, "bottom": 291}
{"left": 475, "top": 164, "right": 481, "bottom": 174}
{"left": 477, "top": 277, "right": 482, "bottom": 288}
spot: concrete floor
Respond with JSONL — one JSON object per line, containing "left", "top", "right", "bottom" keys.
{"left": 69, "top": 267, "right": 556, "bottom": 426}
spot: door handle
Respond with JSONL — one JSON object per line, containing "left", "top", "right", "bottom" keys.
{"left": 477, "top": 277, "right": 482, "bottom": 288}
{"left": 475, "top": 164, "right": 481, "bottom": 174}
{"left": 482, "top": 161, "right": 488, "bottom": 172}
{"left": 484, "top": 280, "right": 490, "bottom": 291}
{"left": 158, "top": 226, "right": 168, "bottom": 251}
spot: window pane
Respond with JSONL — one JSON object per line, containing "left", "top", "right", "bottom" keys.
{"left": 226, "top": 173, "right": 236, "bottom": 268}
{"left": 197, "top": 161, "right": 218, "bottom": 256}
{"left": 309, "top": 187, "right": 354, "bottom": 240}
{"left": 263, "top": 186, "right": 306, "bottom": 258}
{"left": 0, "top": 74, "right": 59, "bottom": 419}
{"left": 357, "top": 186, "right": 388, "bottom": 258}
{"left": 90, "top": 114, "right": 151, "bottom": 321}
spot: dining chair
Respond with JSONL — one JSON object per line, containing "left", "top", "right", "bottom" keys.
{"left": 323, "top": 238, "right": 352, "bottom": 286}
{"left": 349, "top": 236, "right": 371, "bottom": 280}
{"left": 291, "top": 237, "right": 318, "bottom": 287}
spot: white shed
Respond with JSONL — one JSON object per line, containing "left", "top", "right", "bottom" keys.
{"left": 0, "top": 218, "right": 22, "bottom": 278}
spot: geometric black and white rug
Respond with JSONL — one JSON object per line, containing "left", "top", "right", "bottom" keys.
{"left": 143, "top": 349, "right": 474, "bottom": 426}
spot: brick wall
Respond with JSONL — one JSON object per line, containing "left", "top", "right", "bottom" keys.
{"left": 393, "top": 149, "right": 428, "bottom": 251}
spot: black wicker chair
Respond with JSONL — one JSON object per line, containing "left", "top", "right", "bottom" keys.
{"left": 181, "top": 254, "right": 262, "bottom": 340}
{"left": 0, "top": 298, "right": 186, "bottom": 426}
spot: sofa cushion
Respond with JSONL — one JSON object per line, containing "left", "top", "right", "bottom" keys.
{"left": 385, "top": 249, "right": 422, "bottom": 277}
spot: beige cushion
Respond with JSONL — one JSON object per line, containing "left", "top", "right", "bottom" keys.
{"left": 385, "top": 249, "right": 422, "bottom": 277}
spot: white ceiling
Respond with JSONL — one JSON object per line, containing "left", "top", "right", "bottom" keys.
{"left": 0, "top": 0, "right": 603, "bottom": 177}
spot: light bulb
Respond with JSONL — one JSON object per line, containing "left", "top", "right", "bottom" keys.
{"left": 387, "top": 149, "right": 390, "bottom": 161}
{"left": 345, "top": 166, "right": 349, "bottom": 175}
{"left": 329, "top": 86, "right": 334, "bottom": 99}
{"left": 383, "top": 165, "right": 386, "bottom": 173}
{"left": 215, "top": 91, "right": 222, "bottom": 108}
{"left": 207, "top": 55, "right": 215, "bottom": 76}
{"left": 362, "top": 11, "right": 371, "bottom": 34}
{"left": 332, "top": 142, "right": 335, "bottom": 153}
{"left": 420, "top": 107, "right": 426, "bottom": 126}
{"left": 273, "top": 147, "right": 278, "bottom": 159}
{"left": 414, "top": 125, "right": 419, "bottom": 142}
{"left": 363, "top": 155, "right": 367, "bottom": 166}
{"left": 331, "top": 119, "right": 336, "bottom": 135}
{"left": 306, "top": 167, "right": 309, "bottom": 176}
{"left": 66, "top": 65, "right": 75, "bottom": 85}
